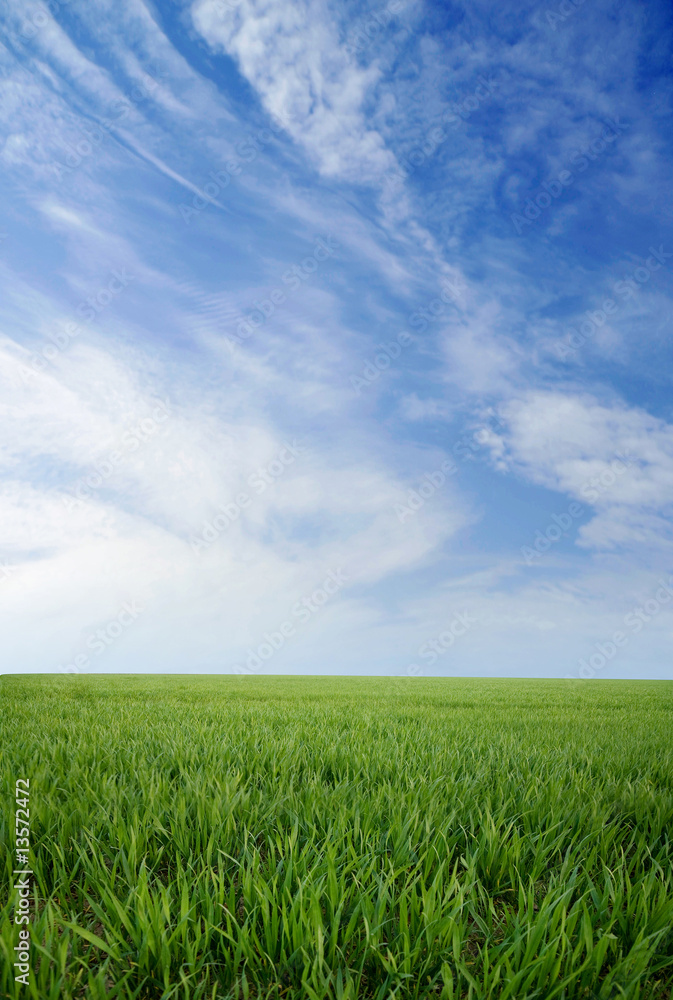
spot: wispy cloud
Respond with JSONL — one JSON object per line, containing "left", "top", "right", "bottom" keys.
{"left": 1, "top": 0, "right": 672, "bottom": 677}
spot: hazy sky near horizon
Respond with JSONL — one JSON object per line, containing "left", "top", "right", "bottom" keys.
{"left": 1, "top": 0, "right": 673, "bottom": 679}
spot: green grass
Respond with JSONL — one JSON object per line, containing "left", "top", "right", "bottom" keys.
{"left": 1, "top": 675, "right": 672, "bottom": 1000}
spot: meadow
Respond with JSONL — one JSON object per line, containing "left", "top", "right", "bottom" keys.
{"left": 1, "top": 675, "right": 672, "bottom": 999}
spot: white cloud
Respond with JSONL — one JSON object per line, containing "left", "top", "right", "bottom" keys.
{"left": 488, "top": 391, "right": 673, "bottom": 549}
{"left": 1, "top": 0, "right": 671, "bottom": 680}
{"left": 400, "top": 394, "right": 453, "bottom": 421}
{"left": 0, "top": 290, "right": 473, "bottom": 671}
{"left": 192, "top": 0, "right": 398, "bottom": 186}
{"left": 442, "top": 301, "right": 523, "bottom": 395}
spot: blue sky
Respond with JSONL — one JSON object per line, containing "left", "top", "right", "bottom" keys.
{"left": 2, "top": 0, "right": 673, "bottom": 678}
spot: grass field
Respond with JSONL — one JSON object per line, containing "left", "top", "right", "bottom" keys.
{"left": 1, "top": 675, "right": 672, "bottom": 1000}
